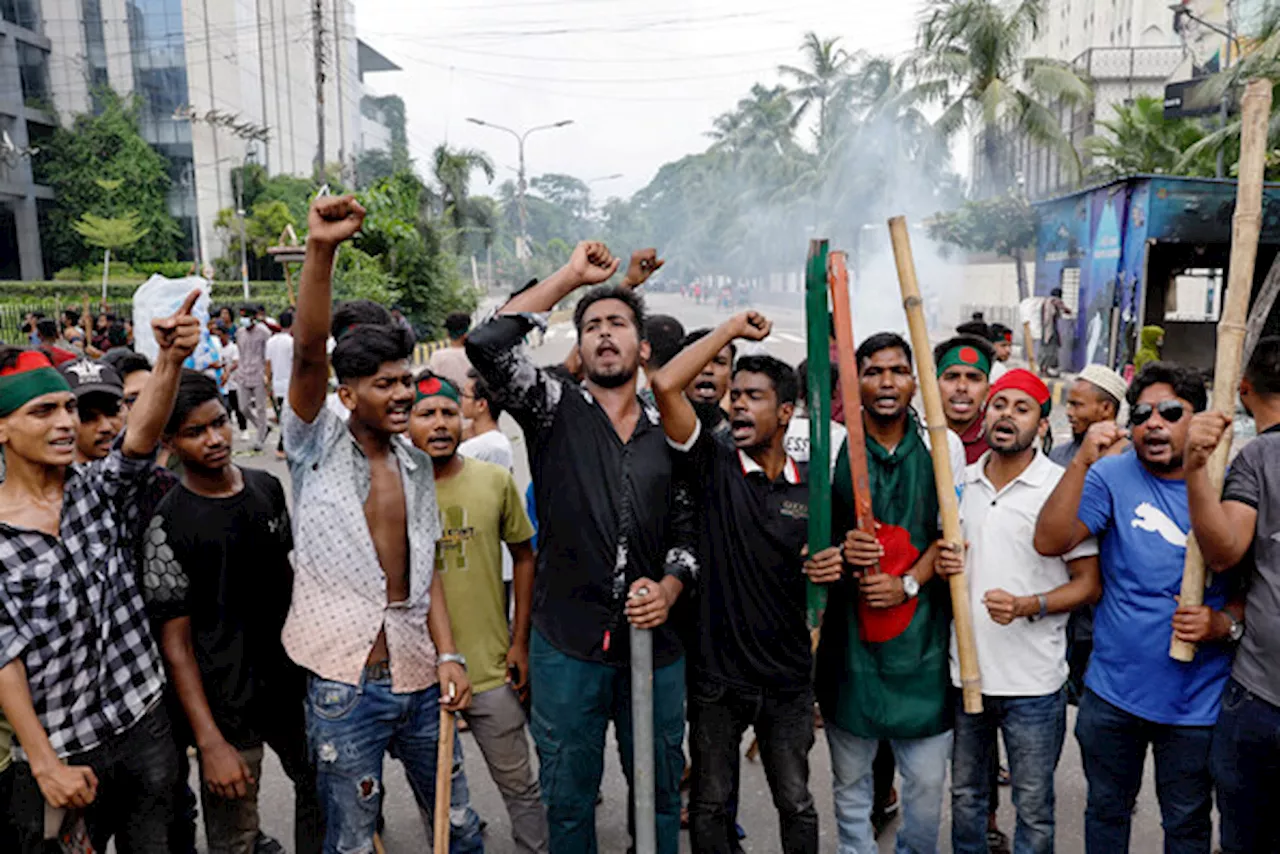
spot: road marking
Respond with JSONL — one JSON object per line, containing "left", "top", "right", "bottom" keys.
{"left": 773, "top": 332, "right": 805, "bottom": 344}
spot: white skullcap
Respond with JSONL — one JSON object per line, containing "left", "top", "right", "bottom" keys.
{"left": 1079, "top": 364, "right": 1128, "bottom": 406}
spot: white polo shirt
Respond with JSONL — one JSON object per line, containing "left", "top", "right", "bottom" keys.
{"left": 949, "top": 449, "right": 1099, "bottom": 696}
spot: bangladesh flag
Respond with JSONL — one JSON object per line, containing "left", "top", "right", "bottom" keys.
{"left": 815, "top": 411, "right": 952, "bottom": 740}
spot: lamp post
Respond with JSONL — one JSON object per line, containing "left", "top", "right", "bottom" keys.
{"left": 1170, "top": 1, "right": 1242, "bottom": 178}
{"left": 466, "top": 117, "right": 573, "bottom": 259}
{"left": 235, "top": 145, "right": 258, "bottom": 299}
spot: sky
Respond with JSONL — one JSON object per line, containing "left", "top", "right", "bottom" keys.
{"left": 354, "top": 0, "right": 937, "bottom": 202}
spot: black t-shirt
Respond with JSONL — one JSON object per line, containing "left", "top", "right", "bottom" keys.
{"left": 468, "top": 316, "right": 699, "bottom": 669}
{"left": 674, "top": 420, "right": 812, "bottom": 691}
{"left": 143, "top": 468, "right": 302, "bottom": 748}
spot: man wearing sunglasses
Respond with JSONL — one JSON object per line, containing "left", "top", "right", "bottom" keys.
{"left": 1034, "top": 362, "right": 1237, "bottom": 854}
{"left": 1182, "top": 336, "right": 1280, "bottom": 854}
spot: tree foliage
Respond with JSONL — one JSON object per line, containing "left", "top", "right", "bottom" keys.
{"left": 1084, "top": 96, "right": 1214, "bottom": 180}
{"left": 927, "top": 193, "right": 1036, "bottom": 257}
{"left": 914, "top": 0, "right": 1091, "bottom": 196}
{"left": 72, "top": 210, "right": 149, "bottom": 252}
{"left": 35, "top": 88, "right": 183, "bottom": 269}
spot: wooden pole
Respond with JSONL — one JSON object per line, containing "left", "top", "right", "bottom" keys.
{"left": 433, "top": 704, "right": 456, "bottom": 851}
{"left": 827, "top": 251, "right": 877, "bottom": 567}
{"left": 805, "top": 239, "right": 833, "bottom": 639}
{"left": 887, "top": 216, "right": 982, "bottom": 714}
{"left": 1022, "top": 321, "right": 1037, "bottom": 373}
{"left": 1170, "top": 77, "right": 1273, "bottom": 662}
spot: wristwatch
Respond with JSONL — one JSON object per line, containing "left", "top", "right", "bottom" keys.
{"left": 1225, "top": 612, "right": 1245, "bottom": 644}
{"left": 439, "top": 653, "right": 468, "bottom": 668}
{"left": 901, "top": 575, "right": 920, "bottom": 600}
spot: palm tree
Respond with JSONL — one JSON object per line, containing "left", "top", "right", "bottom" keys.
{"left": 706, "top": 84, "right": 801, "bottom": 156}
{"left": 778, "top": 32, "right": 856, "bottom": 153}
{"left": 914, "top": 0, "right": 1091, "bottom": 197}
{"left": 431, "top": 143, "right": 496, "bottom": 251}
{"left": 1085, "top": 95, "right": 1213, "bottom": 179}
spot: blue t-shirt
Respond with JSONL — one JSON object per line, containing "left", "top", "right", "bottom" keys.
{"left": 1077, "top": 450, "right": 1232, "bottom": 726}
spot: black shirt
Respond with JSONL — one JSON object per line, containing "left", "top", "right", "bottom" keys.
{"left": 468, "top": 314, "right": 698, "bottom": 668}
{"left": 674, "top": 420, "right": 812, "bottom": 691}
{"left": 143, "top": 468, "right": 303, "bottom": 749}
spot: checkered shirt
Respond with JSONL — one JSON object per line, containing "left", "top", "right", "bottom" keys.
{"left": 0, "top": 451, "right": 166, "bottom": 759}
{"left": 280, "top": 404, "right": 442, "bottom": 693}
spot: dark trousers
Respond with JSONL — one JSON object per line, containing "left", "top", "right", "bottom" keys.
{"left": 226, "top": 390, "right": 247, "bottom": 431}
{"left": 1212, "top": 677, "right": 1280, "bottom": 854}
{"left": 0, "top": 762, "right": 18, "bottom": 852}
{"left": 12, "top": 703, "right": 181, "bottom": 854}
{"left": 1076, "top": 689, "right": 1213, "bottom": 854}
{"left": 528, "top": 628, "right": 685, "bottom": 854}
{"left": 688, "top": 678, "right": 817, "bottom": 854}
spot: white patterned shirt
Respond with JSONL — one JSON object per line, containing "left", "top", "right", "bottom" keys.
{"left": 281, "top": 404, "right": 443, "bottom": 693}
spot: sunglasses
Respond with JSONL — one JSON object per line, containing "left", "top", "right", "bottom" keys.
{"left": 1130, "top": 400, "right": 1186, "bottom": 427}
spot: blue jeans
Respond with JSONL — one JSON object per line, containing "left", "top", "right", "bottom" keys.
{"left": 825, "top": 722, "right": 952, "bottom": 854}
{"left": 528, "top": 629, "right": 685, "bottom": 854}
{"left": 306, "top": 674, "right": 485, "bottom": 854}
{"left": 1075, "top": 689, "right": 1213, "bottom": 854}
{"left": 952, "top": 689, "right": 1066, "bottom": 854}
{"left": 1211, "top": 678, "right": 1280, "bottom": 854}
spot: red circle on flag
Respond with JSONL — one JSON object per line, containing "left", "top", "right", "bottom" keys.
{"left": 418, "top": 377, "right": 442, "bottom": 395}
{"left": 959, "top": 346, "right": 980, "bottom": 364}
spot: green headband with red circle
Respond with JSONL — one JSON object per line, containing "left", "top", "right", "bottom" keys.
{"left": 937, "top": 344, "right": 991, "bottom": 378}
{"left": 414, "top": 374, "right": 459, "bottom": 405}
{"left": 0, "top": 351, "right": 72, "bottom": 417}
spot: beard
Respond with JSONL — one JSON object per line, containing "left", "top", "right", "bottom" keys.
{"left": 988, "top": 418, "right": 1038, "bottom": 455}
{"left": 586, "top": 365, "right": 635, "bottom": 389}
{"left": 1138, "top": 449, "right": 1184, "bottom": 474}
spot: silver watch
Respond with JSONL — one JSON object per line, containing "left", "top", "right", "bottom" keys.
{"left": 1225, "top": 613, "right": 1245, "bottom": 644}
{"left": 439, "top": 653, "right": 467, "bottom": 668}
{"left": 902, "top": 575, "right": 920, "bottom": 600}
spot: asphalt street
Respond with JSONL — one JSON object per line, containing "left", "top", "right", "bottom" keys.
{"left": 191, "top": 291, "right": 1186, "bottom": 853}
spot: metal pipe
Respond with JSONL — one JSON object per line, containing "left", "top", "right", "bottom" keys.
{"left": 630, "top": 588, "right": 655, "bottom": 854}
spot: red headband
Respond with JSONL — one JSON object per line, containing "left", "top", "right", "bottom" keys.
{"left": 989, "top": 368, "right": 1051, "bottom": 407}
{"left": 0, "top": 350, "right": 55, "bottom": 377}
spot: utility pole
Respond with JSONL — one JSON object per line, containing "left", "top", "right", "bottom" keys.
{"left": 313, "top": 0, "right": 326, "bottom": 182}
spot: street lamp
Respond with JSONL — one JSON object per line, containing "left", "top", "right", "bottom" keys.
{"left": 1169, "top": 2, "right": 1243, "bottom": 178}
{"left": 235, "top": 145, "right": 259, "bottom": 298}
{"left": 467, "top": 117, "right": 573, "bottom": 258}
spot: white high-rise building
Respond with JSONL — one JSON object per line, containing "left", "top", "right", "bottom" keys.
{"left": 41, "top": 0, "right": 366, "bottom": 270}
{"left": 975, "top": 0, "right": 1222, "bottom": 199}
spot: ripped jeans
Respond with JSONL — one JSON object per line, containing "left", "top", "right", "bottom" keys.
{"left": 306, "top": 673, "right": 485, "bottom": 854}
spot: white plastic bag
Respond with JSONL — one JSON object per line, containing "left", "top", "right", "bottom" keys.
{"left": 132, "top": 275, "right": 217, "bottom": 370}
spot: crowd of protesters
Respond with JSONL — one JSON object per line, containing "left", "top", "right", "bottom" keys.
{"left": 0, "top": 193, "right": 1276, "bottom": 854}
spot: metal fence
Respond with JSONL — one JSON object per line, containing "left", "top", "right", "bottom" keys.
{"left": 0, "top": 296, "right": 297, "bottom": 346}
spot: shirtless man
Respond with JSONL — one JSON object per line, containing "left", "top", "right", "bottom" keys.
{"left": 282, "top": 195, "right": 480, "bottom": 852}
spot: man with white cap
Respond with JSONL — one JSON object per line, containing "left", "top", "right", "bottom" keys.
{"left": 1047, "top": 364, "right": 1128, "bottom": 705}
{"left": 1048, "top": 365, "right": 1128, "bottom": 467}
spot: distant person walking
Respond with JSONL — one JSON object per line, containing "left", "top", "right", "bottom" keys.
{"left": 235, "top": 305, "right": 271, "bottom": 451}
{"left": 429, "top": 312, "right": 475, "bottom": 390}
{"left": 265, "top": 309, "right": 295, "bottom": 459}
{"left": 1039, "top": 289, "right": 1072, "bottom": 378}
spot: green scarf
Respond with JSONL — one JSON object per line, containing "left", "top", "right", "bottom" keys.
{"left": 816, "top": 411, "right": 953, "bottom": 739}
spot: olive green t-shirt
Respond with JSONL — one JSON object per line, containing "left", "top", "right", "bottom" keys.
{"left": 434, "top": 458, "right": 535, "bottom": 694}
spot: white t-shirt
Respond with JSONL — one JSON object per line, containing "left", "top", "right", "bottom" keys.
{"left": 459, "top": 429, "right": 517, "bottom": 582}
{"left": 949, "top": 450, "right": 1099, "bottom": 696}
{"left": 459, "top": 429, "right": 515, "bottom": 472}
{"left": 265, "top": 332, "right": 295, "bottom": 399}
{"left": 783, "top": 416, "right": 847, "bottom": 476}
{"left": 990, "top": 360, "right": 1009, "bottom": 382}
{"left": 221, "top": 341, "right": 240, "bottom": 391}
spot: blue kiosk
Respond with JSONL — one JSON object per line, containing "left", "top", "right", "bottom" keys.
{"left": 1032, "top": 175, "right": 1280, "bottom": 374}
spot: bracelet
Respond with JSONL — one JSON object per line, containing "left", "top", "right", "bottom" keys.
{"left": 439, "top": 653, "right": 467, "bottom": 669}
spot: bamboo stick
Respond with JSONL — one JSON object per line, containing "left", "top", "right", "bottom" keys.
{"left": 433, "top": 704, "right": 456, "bottom": 851}
{"left": 887, "top": 216, "right": 982, "bottom": 713}
{"left": 1170, "top": 78, "right": 1273, "bottom": 662}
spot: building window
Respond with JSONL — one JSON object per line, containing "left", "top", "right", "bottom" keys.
{"left": 17, "top": 42, "right": 51, "bottom": 109}
{"left": 1, "top": 0, "right": 41, "bottom": 31}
